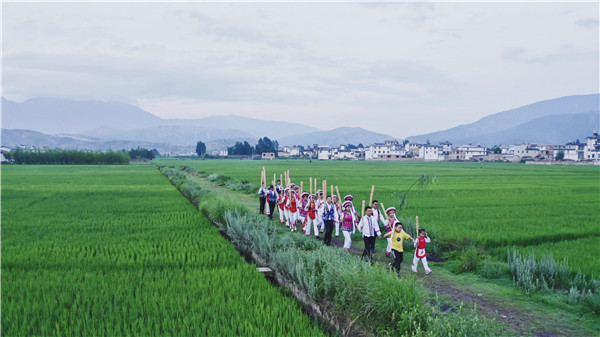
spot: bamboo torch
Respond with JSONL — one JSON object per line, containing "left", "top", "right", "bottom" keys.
{"left": 361, "top": 200, "right": 365, "bottom": 218}
{"left": 381, "top": 202, "right": 389, "bottom": 219}
{"left": 280, "top": 174, "right": 283, "bottom": 188}
{"left": 314, "top": 179, "right": 317, "bottom": 194}
{"left": 300, "top": 181, "right": 304, "bottom": 195}
{"left": 287, "top": 170, "right": 290, "bottom": 186}
{"left": 369, "top": 185, "right": 375, "bottom": 206}
{"left": 309, "top": 177, "right": 313, "bottom": 195}
{"left": 416, "top": 216, "right": 420, "bottom": 237}
{"left": 335, "top": 186, "right": 342, "bottom": 207}
{"left": 322, "top": 180, "right": 327, "bottom": 200}
{"left": 260, "top": 168, "right": 264, "bottom": 186}
{"left": 330, "top": 185, "right": 334, "bottom": 201}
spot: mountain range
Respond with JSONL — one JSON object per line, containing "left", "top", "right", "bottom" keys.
{"left": 2, "top": 94, "right": 598, "bottom": 152}
{"left": 407, "top": 94, "right": 599, "bottom": 146}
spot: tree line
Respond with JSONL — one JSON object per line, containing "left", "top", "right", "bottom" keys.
{"left": 7, "top": 147, "right": 158, "bottom": 165}
{"left": 195, "top": 137, "right": 279, "bottom": 157}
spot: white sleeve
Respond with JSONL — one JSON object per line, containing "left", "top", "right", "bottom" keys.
{"left": 425, "top": 237, "right": 431, "bottom": 243}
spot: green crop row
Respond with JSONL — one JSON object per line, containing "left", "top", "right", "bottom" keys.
{"left": 155, "top": 159, "right": 599, "bottom": 277}
{"left": 160, "top": 165, "right": 506, "bottom": 337}
{"left": 1, "top": 165, "right": 326, "bottom": 336}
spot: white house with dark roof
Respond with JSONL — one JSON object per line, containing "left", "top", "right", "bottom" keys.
{"left": 317, "top": 146, "right": 332, "bottom": 160}
{"left": 585, "top": 134, "right": 600, "bottom": 161}
{"left": 366, "top": 140, "right": 405, "bottom": 160}
{"left": 439, "top": 141, "right": 452, "bottom": 154}
{"left": 457, "top": 144, "right": 488, "bottom": 160}
{"left": 419, "top": 145, "right": 443, "bottom": 161}
{"left": 563, "top": 142, "right": 585, "bottom": 161}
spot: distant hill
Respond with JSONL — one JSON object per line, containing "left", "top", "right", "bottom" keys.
{"left": 83, "top": 125, "right": 257, "bottom": 146}
{"left": 2, "top": 97, "right": 163, "bottom": 134}
{"left": 278, "top": 127, "right": 395, "bottom": 147}
{"left": 1, "top": 129, "right": 249, "bottom": 154}
{"left": 449, "top": 111, "right": 599, "bottom": 146}
{"left": 1, "top": 97, "right": 320, "bottom": 140}
{"left": 168, "top": 115, "right": 320, "bottom": 140}
{"left": 407, "top": 94, "right": 600, "bottom": 146}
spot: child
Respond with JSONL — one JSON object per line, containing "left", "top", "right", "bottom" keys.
{"left": 277, "top": 189, "right": 286, "bottom": 224}
{"left": 304, "top": 194, "right": 319, "bottom": 237}
{"left": 299, "top": 192, "right": 309, "bottom": 228}
{"left": 333, "top": 195, "right": 341, "bottom": 237}
{"left": 340, "top": 202, "right": 356, "bottom": 251}
{"left": 286, "top": 190, "right": 299, "bottom": 232}
{"left": 384, "top": 207, "right": 399, "bottom": 258}
{"left": 412, "top": 228, "right": 432, "bottom": 274}
{"left": 384, "top": 222, "right": 413, "bottom": 274}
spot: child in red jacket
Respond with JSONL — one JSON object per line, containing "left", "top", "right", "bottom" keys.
{"left": 412, "top": 228, "right": 432, "bottom": 274}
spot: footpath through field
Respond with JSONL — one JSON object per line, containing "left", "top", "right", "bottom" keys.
{"left": 186, "top": 170, "right": 598, "bottom": 337}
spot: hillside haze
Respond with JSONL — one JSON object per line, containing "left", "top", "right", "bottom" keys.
{"left": 2, "top": 97, "right": 320, "bottom": 140}
{"left": 278, "top": 127, "right": 395, "bottom": 147}
{"left": 407, "top": 94, "right": 599, "bottom": 146}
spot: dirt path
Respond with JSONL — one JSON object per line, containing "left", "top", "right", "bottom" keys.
{"left": 186, "top": 172, "right": 590, "bottom": 337}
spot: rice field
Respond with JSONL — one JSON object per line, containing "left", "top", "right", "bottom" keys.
{"left": 1, "top": 165, "right": 326, "bottom": 336}
{"left": 155, "top": 159, "right": 600, "bottom": 277}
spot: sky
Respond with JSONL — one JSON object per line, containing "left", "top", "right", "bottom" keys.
{"left": 2, "top": 1, "right": 599, "bottom": 138}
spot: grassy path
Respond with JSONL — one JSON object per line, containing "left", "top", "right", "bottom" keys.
{"left": 184, "top": 170, "right": 599, "bottom": 337}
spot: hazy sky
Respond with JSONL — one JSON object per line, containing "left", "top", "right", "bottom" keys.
{"left": 3, "top": 1, "right": 599, "bottom": 138}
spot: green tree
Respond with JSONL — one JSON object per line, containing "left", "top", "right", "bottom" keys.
{"left": 492, "top": 146, "right": 502, "bottom": 154}
{"left": 255, "top": 137, "right": 279, "bottom": 156}
{"left": 228, "top": 141, "right": 253, "bottom": 156}
{"left": 555, "top": 149, "right": 565, "bottom": 161}
{"left": 196, "top": 141, "right": 207, "bottom": 157}
{"left": 129, "top": 147, "right": 155, "bottom": 160}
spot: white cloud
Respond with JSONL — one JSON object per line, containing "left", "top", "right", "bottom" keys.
{"left": 2, "top": 2, "right": 598, "bottom": 137}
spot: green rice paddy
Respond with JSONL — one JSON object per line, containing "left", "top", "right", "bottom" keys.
{"left": 1, "top": 165, "right": 326, "bottom": 336}
{"left": 156, "top": 159, "right": 600, "bottom": 277}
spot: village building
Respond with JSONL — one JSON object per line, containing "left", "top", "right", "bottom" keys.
{"left": 439, "top": 141, "right": 452, "bottom": 154}
{"left": 456, "top": 144, "right": 488, "bottom": 161}
{"left": 563, "top": 142, "right": 585, "bottom": 161}
{"left": 446, "top": 149, "right": 466, "bottom": 161}
{"left": 317, "top": 146, "right": 332, "bottom": 160}
{"left": 585, "top": 134, "right": 600, "bottom": 161}
{"left": 289, "top": 146, "right": 303, "bottom": 157}
{"left": 365, "top": 140, "right": 406, "bottom": 160}
{"left": 261, "top": 152, "right": 275, "bottom": 160}
{"left": 418, "top": 145, "right": 443, "bottom": 161}
{"left": 404, "top": 143, "right": 423, "bottom": 157}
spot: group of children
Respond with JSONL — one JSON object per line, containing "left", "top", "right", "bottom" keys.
{"left": 257, "top": 180, "right": 432, "bottom": 274}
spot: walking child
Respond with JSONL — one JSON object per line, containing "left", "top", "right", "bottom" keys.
{"left": 304, "top": 194, "right": 319, "bottom": 237}
{"left": 384, "top": 207, "right": 399, "bottom": 258}
{"left": 258, "top": 182, "right": 268, "bottom": 214}
{"left": 384, "top": 222, "right": 413, "bottom": 274}
{"left": 412, "top": 228, "right": 432, "bottom": 274}
{"left": 340, "top": 202, "right": 356, "bottom": 251}
{"left": 299, "top": 192, "right": 309, "bottom": 228}
{"left": 287, "top": 189, "right": 299, "bottom": 231}
{"left": 277, "top": 188, "right": 286, "bottom": 224}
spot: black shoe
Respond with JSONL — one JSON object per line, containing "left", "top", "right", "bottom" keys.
{"left": 371, "top": 249, "right": 376, "bottom": 253}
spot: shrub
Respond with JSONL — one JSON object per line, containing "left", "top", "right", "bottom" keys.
{"left": 507, "top": 249, "right": 598, "bottom": 296}
{"left": 477, "top": 259, "right": 509, "bottom": 279}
